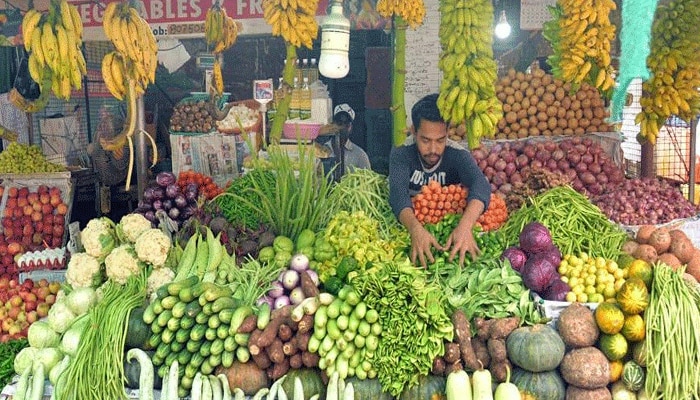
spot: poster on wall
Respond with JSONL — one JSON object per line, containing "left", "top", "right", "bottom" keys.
{"left": 1, "top": 0, "right": 388, "bottom": 45}
{"left": 0, "top": 9, "right": 21, "bottom": 46}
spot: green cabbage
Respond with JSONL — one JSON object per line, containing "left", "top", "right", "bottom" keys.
{"left": 64, "top": 287, "right": 97, "bottom": 316}
{"left": 13, "top": 347, "right": 38, "bottom": 374}
{"left": 27, "top": 321, "right": 60, "bottom": 349}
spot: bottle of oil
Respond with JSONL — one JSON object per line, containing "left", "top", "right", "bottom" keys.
{"left": 299, "top": 77, "right": 311, "bottom": 120}
{"left": 267, "top": 77, "right": 283, "bottom": 124}
{"left": 289, "top": 76, "right": 301, "bottom": 119}
{"left": 309, "top": 58, "right": 319, "bottom": 84}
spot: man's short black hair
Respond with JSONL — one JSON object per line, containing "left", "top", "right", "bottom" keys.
{"left": 411, "top": 93, "right": 444, "bottom": 131}
{"left": 333, "top": 111, "right": 353, "bottom": 128}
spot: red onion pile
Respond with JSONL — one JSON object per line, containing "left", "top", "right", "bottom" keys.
{"left": 592, "top": 177, "right": 699, "bottom": 225}
{"left": 135, "top": 172, "right": 202, "bottom": 228}
{"left": 472, "top": 136, "right": 625, "bottom": 197}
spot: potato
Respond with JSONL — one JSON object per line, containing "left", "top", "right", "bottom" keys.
{"left": 686, "top": 249, "right": 700, "bottom": 281}
{"left": 658, "top": 253, "right": 682, "bottom": 270}
{"left": 621, "top": 240, "right": 640, "bottom": 256}
{"left": 633, "top": 244, "right": 658, "bottom": 264}
{"left": 636, "top": 225, "right": 656, "bottom": 244}
{"left": 557, "top": 303, "right": 599, "bottom": 348}
{"left": 560, "top": 347, "right": 610, "bottom": 389}
{"left": 671, "top": 237, "right": 695, "bottom": 264}
{"left": 566, "top": 386, "right": 612, "bottom": 400}
{"left": 648, "top": 227, "right": 671, "bottom": 254}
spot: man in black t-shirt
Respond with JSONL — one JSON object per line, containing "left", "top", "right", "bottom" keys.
{"left": 389, "top": 93, "right": 491, "bottom": 267}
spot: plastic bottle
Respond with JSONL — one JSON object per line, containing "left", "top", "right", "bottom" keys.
{"left": 289, "top": 76, "right": 301, "bottom": 120}
{"left": 310, "top": 58, "right": 319, "bottom": 84}
{"left": 300, "top": 77, "right": 311, "bottom": 120}
{"left": 267, "top": 77, "right": 282, "bottom": 124}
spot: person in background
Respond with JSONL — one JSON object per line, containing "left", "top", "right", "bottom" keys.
{"left": 388, "top": 93, "right": 491, "bottom": 267}
{"left": 333, "top": 104, "right": 371, "bottom": 172}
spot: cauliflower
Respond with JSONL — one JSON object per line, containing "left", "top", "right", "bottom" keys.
{"left": 134, "top": 228, "right": 172, "bottom": 267}
{"left": 65, "top": 252, "right": 103, "bottom": 289}
{"left": 104, "top": 244, "right": 145, "bottom": 285}
{"left": 147, "top": 267, "right": 175, "bottom": 299}
{"left": 116, "top": 213, "right": 153, "bottom": 244}
{"left": 81, "top": 217, "right": 117, "bottom": 261}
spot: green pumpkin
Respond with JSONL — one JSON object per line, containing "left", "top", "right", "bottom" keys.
{"left": 598, "top": 333, "right": 629, "bottom": 361}
{"left": 622, "top": 361, "right": 645, "bottom": 392}
{"left": 125, "top": 305, "right": 151, "bottom": 350}
{"left": 506, "top": 324, "right": 565, "bottom": 372}
{"left": 345, "top": 377, "right": 394, "bottom": 400}
{"left": 280, "top": 368, "right": 326, "bottom": 399}
{"left": 511, "top": 368, "right": 566, "bottom": 400}
{"left": 399, "top": 374, "right": 446, "bottom": 400}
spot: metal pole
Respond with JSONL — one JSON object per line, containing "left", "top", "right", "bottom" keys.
{"left": 690, "top": 117, "right": 697, "bottom": 204}
{"left": 136, "top": 96, "right": 148, "bottom": 202}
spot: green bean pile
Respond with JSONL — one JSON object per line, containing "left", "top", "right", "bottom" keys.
{"left": 215, "top": 168, "right": 276, "bottom": 230}
{"left": 645, "top": 265, "right": 700, "bottom": 399}
{"left": 327, "top": 169, "right": 399, "bottom": 239}
{"left": 58, "top": 274, "right": 147, "bottom": 400}
{"left": 499, "top": 186, "right": 628, "bottom": 259}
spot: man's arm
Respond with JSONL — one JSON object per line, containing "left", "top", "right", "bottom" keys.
{"left": 399, "top": 207, "right": 443, "bottom": 267}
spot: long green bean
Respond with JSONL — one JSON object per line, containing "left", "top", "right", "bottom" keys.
{"left": 499, "top": 186, "right": 628, "bottom": 259}
{"left": 645, "top": 265, "right": 700, "bottom": 399}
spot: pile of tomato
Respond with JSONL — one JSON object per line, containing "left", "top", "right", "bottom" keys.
{"left": 475, "top": 193, "right": 508, "bottom": 231}
{"left": 176, "top": 170, "right": 224, "bottom": 201}
{"left": 412, "top": 180, "right": 468, "bottom": 224}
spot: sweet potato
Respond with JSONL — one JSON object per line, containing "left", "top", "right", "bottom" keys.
{"left": 301, "top": 351, "right": 320, "bottom": 368}
{"left": 266, "top": 338, "right": 285, "bottom": 364}
{"left": 621, "top": 240, "right": 639, "bottom": 256}
{"left": 686, "top": 249, "right": 700, "bottom": 281}
{"left": 445, "top": 360, "right": 464, "bottom": 375}
{"left": 278, "top": 323, "right": 293, "bottom": 342}
{"left": 459, "top": 336, "right": 480, "bottom": 371}
{"left": 297, "top": 314, "right": 314, "bottom": 334}
{"left": 300, "top": 271, "right": 320, "bottom": 297}
{"left": 289, "top": 353, "right": 303, "bottom": 369}
{"left": 487, "top": 338, "right": 507, "bottom": 362}
{"left": 490, "top": 359, "right": 512, "bottom": 383}
{"left": 636, "top": 225, "right": 656, "bottom": 244}
{"left": 267, "top": 358, "right": 290, "bottom": 380}
{"left": 443, "top": 342, "right": 461, "bottom": 364}
{"left": 236, "top": 314, "right": 258, "bottom": 333}
{"left": 251, "top": 351, "right": 272, "bottom": 370}
{"left": 488, "top": 317, "right": 520, "bottom": 339}
{"left": 252, "top": 307, "right": 292, "bottom": 351}
{"left": 282, "top": 339, "right": 299, "bottom": 356}
{"left": 471, "top": 338, "right": 491, "bottom": 370}
{"left": 671, "top": 237, "right": 695, "bottom": 264}
{"left": 432, "top": 357, "right": 446, "bottom": 376}
{"left": 296, "top": 332, "right": 311, "bottom": 352}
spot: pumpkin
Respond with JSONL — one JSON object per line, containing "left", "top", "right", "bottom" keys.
{"left": 621, "top": 361, "right": 644, "bottom": 392}
{"left": 598, "top": 333, "right": 629, "bottom": 361}
{"left": 617, "top": 254, "right": 635, "bottom": 269}
{"left": 506, "top": 324, "right": 565, "bottom": 372}
{"left": 609, "top": 360, "right": 623, "bottom": 383}
{"left": 398, "top": 374, "right": 446, "bottom": 400}
{"left": 345, "top": 377, "right": 394, "bottom": 400}
{"left": 126, "top": 306, "right": 151, "bottom": 350}
{"left": 616, "top": 278, "right": 650, "bottom": 315}
{"left": 594, "top": 302, "right": 625, "bottom": 335}
{"left": 627, "top": 260, "right": 653, "bottom": 288}
{"left": 280, "top": 368, "right": 326, "bottom": 399}
{"left": 620, "top": 314, "right": 645, "bottom": 342}
{"left": 632, "top": 340, "right": 646, "bottom": 367}
{"left": 511, "top": 368, "right": 566, "bottom": 400}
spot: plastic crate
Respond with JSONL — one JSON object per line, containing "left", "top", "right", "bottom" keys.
{"left": 18, "top": 269, "right": 66, "bottom": 284}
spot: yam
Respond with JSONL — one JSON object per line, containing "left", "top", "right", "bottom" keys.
{"left": 556, "top": 303, "right": 599, "bottom": 348}
{"left": 671, "top": 237, "right": 695, "bottom": 264}
{"left": 289, "top": 353, "right": 303, "bottom": 369}
{"left": 432, "top": 357, "right": 446, "bottom": 376}
{"left": 300, "top": 271, "right": 320, "bottom": 297}
{"left": 251, "top": 351, "right": 272, "bottom": 370}
{"left": 297, "top": 314, "right": 314, "bottom": 334}
{"left": 487, "top": 338, "right": 508, "bottom": 363}
{"left": 282, "top": 339, "right": 299, "bottom": 356}
{"left": 636, "top": 225, "right": 656, "bottom": 244}
{"left": 658, "top": 253, "right": 682, "bottom": 270}
{"left": 473, "top": 317, "right": 495, "bottom": 340}
{"left": 488, "top": 317, "right": 520, "bottom": 339}
{"left": 266, "top": 338, "right": 285, "bottom": 364}
{"left": 621, "top": 240, "right": 639, "bottom": 256}
{"left": 648, "top": 227, "right": 671, "bottom": 254}
{"left": 633, "top": 244, "right": 658, "bottom": 264}
{"left": 267, "top": 358, "right": 290, "bottom": 380}
{"left": 296, "top": 332, "right": 311, "bottom": 352}
{"left": 472, "top": 338, "right": 491, "bottom": 370}
{"left": 686, "top": 249, "right": 700, "bottom": 281}
{"left": 278, "top": 323, "right": 293, "bottom": 342}
{"left": 301, "top": 351, "right": 320, "bottom": 368}
{"left": 452, "top": 310, "right": 472, "bottom": 341}
{"left": 443, "top": 342, "right": 461, "bottom": 364}
{"left": 237, "top": 314, "right": 258, "bottom": 333}
{"left": 445, "top": 360, "right": 464, "bottom": 375}
{"left": 560, "top": 347, "right": 610, "bottom": 389}
{"left": 490, "top": 359, "right": 513, "bottom": 383}
{"left": 565, "top": 386, "right": 612, "bottom": 400}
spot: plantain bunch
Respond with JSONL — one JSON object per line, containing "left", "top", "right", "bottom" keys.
{"left": 635, "top": 0, "right": 700, "bottom": 145}
{"left": 101, "top": 1, "right": 157, "bottom": 100}
{"left": 543, "top": 0, "right": 616, "bottom": 94}
{"left": 205, "top": 5, "right": 239, "bottom": 54}
{"left": 262, "top": 0, "right": 319, "bottom": 49}
{"left": 375, "top": 0, "right": 426, "bottom": 29}
{"left": 436, "top": 0, "right": 503, "bottom": 149}
{"left": 19, "top": 0, "right": 86, "bottom": 105}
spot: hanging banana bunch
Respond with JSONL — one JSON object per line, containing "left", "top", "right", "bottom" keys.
{"left": 436, "top": 0, "right": 502, "bottom": 149}
{"left": 100, "top": 0, "right": 159, "bottom": 190}
{"left": 635, "top": 0, "right": 700, "bottom": 145}
{"left": 375, "top": 0, "right": 426, "bottom": 28}
{"left": 262, "top": 0, "right": 320, "bottom": 49}
{"left": 543, "top": 0, "right": 616, "bottom": 94}
{"left": 18, "top": 0, "right": 85, "bottom": 107}
{"left": 205, "top": 4, "right": 239, "bottom": 54}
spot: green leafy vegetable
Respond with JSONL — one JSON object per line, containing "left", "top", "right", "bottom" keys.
{"left": 216, "top": 168, "right": 276, "bottom": 230}
{"left": 0, "top": 339, "right": 28, "bottom": 388}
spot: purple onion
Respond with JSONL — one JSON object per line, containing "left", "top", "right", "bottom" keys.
{"left": 162, "top": 199, "right": 173, "bottom": 211}
{"left": 165, "top": 183, "right": 180, "bottom": 199}
{"left": 144, "top": 210, "right": 156, "bottom": 222}
{"left": 168, "top": 207, "right": 180, "bottom": 219}
{"left": 152, "top": 199, "right": 163, "bottom": 210}
{"left": 156, "top": 172, "right": 176, "bottom": 187}
{"left": 174, "top": 194, "right": 188, "bottom": 209}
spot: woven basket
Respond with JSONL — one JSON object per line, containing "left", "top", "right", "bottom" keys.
{"left": 217, "top": 99, "right": 262, "bottom": 135}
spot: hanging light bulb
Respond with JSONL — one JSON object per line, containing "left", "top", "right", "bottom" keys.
{"left": 494, "top": 9, "right": 511, "bottom": 39}
{"left": 319, "top": 0, "right": 350, "bottom": 79}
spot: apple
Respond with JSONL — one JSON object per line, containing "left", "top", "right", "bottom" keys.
{"left": 7, "top": 187, "right": 17, "bottom": 198}
{"left": 20, "top": 292, "right": 36, "bottom": 303}
{"left": 5, "top": 198, "right": 16, "bottom": 210}
{"left": 51, "top": 237, "right": 62, "bottom": 247}
{"left": 48, "top": 282, "right": 61, "bottom": 294}
{"left": 31, "top": 211, "right": 42, "bottom": 222}
{"left": 8, "top": 279, "right": 18, "bottom": 289}
{"left": 32, "top": 233, "right": 43, "bottom": 246}
{"left": 38, "top": 185, "right": 49, "bottom": 195}
{"left": 17, "top": 197, "right": 28, "bottom": 208}
{"left": 56, "top": 203, "right": 68, "bottom": 216}
{"left": 33, "top": 286, "right": 50, "bottom": 301}
{"left": 41, "top": 203, "right": 53, "bottom": 215}
{"left": 27, "top": 193, "right": 39, "bottom": 204}
{"left": 7, "top": 243, "right": 22, "bottom": 256}
{"left": 12, "top": 207, "right": 22, "bottom": 218}
{"left": 7, "top": 307, "right": 20, "bottom": 320}
{"left": 45, "top": 294, "right": 56, "bottom": 304}
{"left": 38, "top": 278, "right": 49, "bottom": 287}
{"left": 18, "top": 188, "right": 29, "bottom": 198}
{"left": 36, "top": 303, "right": 50, "bottom": 318}
{"left": 50, "top": 194, "right": 61, "bottom": 207}
{"left": 8, "top": 323, "right": 21, "bottom": 335}
{"left": 1, "top": 319, "right": 12, "bottom": 333}
{"left": 39, "top": 193, "right": 50, "bottom": 205}
{"left": 21, "top": 279, "right": 34, "bottom": 289}
{"left": 23, "top": 301, "right": 37, "bottom": 312}
{"left": 8, "top": 295, "right": 22, "bottom": 308}
{"left": 22, "top": 225, "right": 34, "bottom": 237}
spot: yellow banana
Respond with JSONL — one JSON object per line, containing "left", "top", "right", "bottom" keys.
{"left": 27, "top": 54, "right": 44, "bottom": 83}
{"left": 22, "top": 10, "right": 43, "bottom": 51}
{"left": 60, "top": 0, "right": 75, "bottom": 32}
{"left": 30, "top": 27, "right": 46, "bottom": 67}
{"left": 41, "top": 23, "right": 58, "bottom": 71}
{"left": 68, "top": 4, "right": 83, "bottom": 40}
{"left": 102, "top": 2, "right": 120, "bottom": 40}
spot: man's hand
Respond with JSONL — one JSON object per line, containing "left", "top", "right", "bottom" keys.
{"left": 445, "top": 220, "right": 480, "bottom": 266}
{"left": 409, "top": 225, "right": 444, "bottom": 268}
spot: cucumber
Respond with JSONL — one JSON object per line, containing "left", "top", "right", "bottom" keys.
{"left": 190, "top": 324, "right": 207, "bottom": 341}
{"left": 210, "top": 338, "right": 224, "bottom": 355}
{"left": 208, "top": 353, "right": 222, "bottom": 369}
{"left": 235, "top": 346, "right": 250, "bottom": 363}
{"left": 221, "top": 350, "right": 235, "bottom": 368}
{"left": 190, "top": 352, "right": 205, "bottom": 368}
{"left": 157, "top": 310, "right": 173, "bottom": 327}
{"left": 161, "top": 295, "right": 179, "bottom": 310}
{"left": 327, "top": 298, "right": 342, "bottom": 319}
{"left": 180, "top": 316, "right": 195, "bottom": 330}
{"left": 256, "top": 302, "right": 271, "bottom": 330}
{"left": 148, "top": 333, "right": 162, "bottom": 349}
{"left": 178, "top": 350, "right": 193, "bottom": 366}
{"left": 217, "top": 324, "right": 230, "bottom": 339}
{"left": 208, "top": 315, "right": 221, "bottom": 329}
{"left": 142, "top": 303, "right": 158, "bottom": 324}
{"left": 218, "top": 308, "right": 235, "bottom": 324}
{"left": 223, "top": 336, "right": 237, "bottom": 352}
{"left": 202, "top": 302, "right": 214, "bottom": 315}
{"left": 151, "top": 322, "right": 164, "bottom": 334}
{"left": 165, "top": 351, "right": 179, "bottom": 367}
{"left": 202, "top": 286, "right": 232, "bottom": 304}
{"left": 205, "top": 327, "right": 218, "bottom": 341}
{"left": 212, "top": 297, "right": 237, "bottom": 313}
{"left": 196, "top": 311, "right": 210, "bottom": 324}
{"left": 233, "top": 333, "right": 250, "bottom": 346}
{"left": 185, "top": 301, "right": 203, "bottom": 318}
{"left": 170, "top": 340, "right": 184, "bottom": 353}
{"left": 167, "top": 317, "right": 181, "bottom": 331}
{"left": 200, "top": 359, "right": 215, "bottom": 375}
{"left": 152, "top": 298, "right": 164, "bottom": 315}
{"left": 171, "top": 301, "right": 188, "bottom": 318}
{"left": 175, "top": 329, "right": 191, "bottom": 344}
{"left": 156, "top": 285, "right": 171, "bottom": 300}
{"left": 200, "top": 341, "right": 212, "bottom": 357}
{"left": 168, "top": 275, "right": 200, "bottom": 296}
{"left": 186, "top": 339, "right": 202, "bottom": 353}
{"left": 228, "top": 306, "right": 253, "bottom": 335}
{"left": 161, "top": 329, "right": 176, "bottom": 344}
{"left": 186, "top": 363, "right": 200, "bottom": 380}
